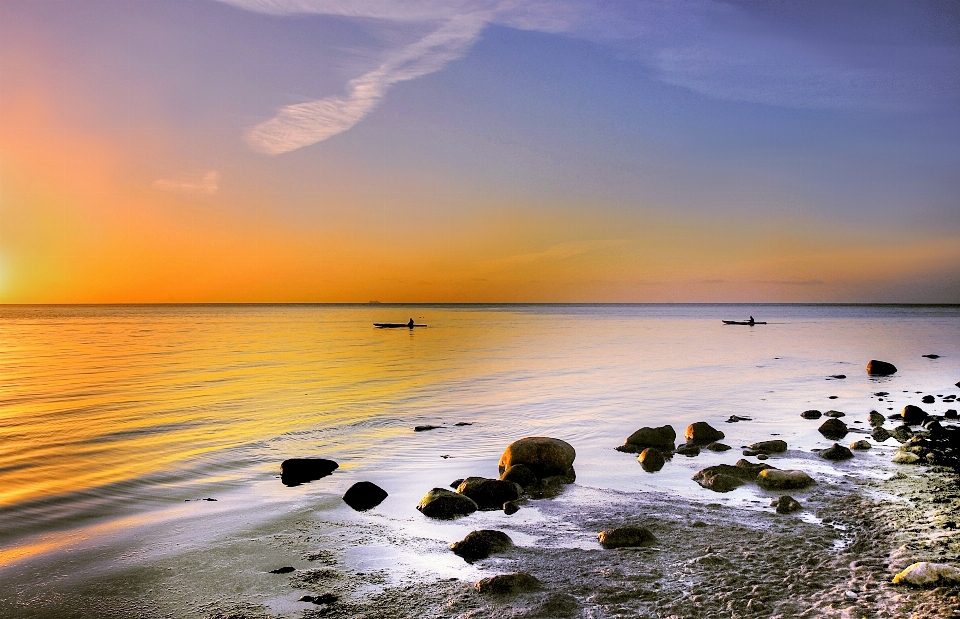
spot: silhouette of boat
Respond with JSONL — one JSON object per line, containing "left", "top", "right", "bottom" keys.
{"left": 722, "top": 320, "right": 766, "bottom": 325}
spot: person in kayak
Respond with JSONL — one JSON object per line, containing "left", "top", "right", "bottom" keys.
{"left": 408, "top": 318, "right": 415, "bottom": 328}
{"left": 748, "top": 316, "right": 755, "bottom": 325}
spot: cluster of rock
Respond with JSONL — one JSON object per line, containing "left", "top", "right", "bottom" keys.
{"left": 279, "top": 458, "right": 391, "bottom": 512}
{"left": 616, "top": 422, "right": 731, "bottom": 472}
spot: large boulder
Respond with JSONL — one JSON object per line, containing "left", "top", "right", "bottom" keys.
{"left": 342, "top": 481, "right": 388, "bottom": 511}
{"left": 818, "top": 443, "right": 854, "bottom": 461}
{"left": 499, "top": 464, "right": 538, "bottom": 489}
{"left": 757, "top": 469, "right": 815, "bottom": 490}
{"left": 902, "top": 405, "right": 927, "bottom": 425}
{"left": 456, "top": 477, "right": 522, "bottom": 510}
{"left": 638, "top": 448, "right": 666, "bottom": 472}
{"left": 872, "top": 426, "right": 892, "bottom": 442}
{"left": 624, "top": 425, "right": 676, "bottom": 450}
{"left": 749, "top": 440, "right": 787, "bottom": 454}
{"left": 450, "top": 530, "right": 513, "bottom": 562}
{"left": 685, "top": 422, "right": 725, "bottom": 443}
{"left": 475, "top": 572, "right": 541, "bottom": 595}
{"left": 892, "top": 562, "right": 960, "bottom": 587}
{"left": 597, "top": 526, "right": 656, "bottom": 549}
{"left": 692, "top": 460, "right": 772, "bottom": 492}
{"left": 866, "top": 360, "right": 897, "bottom": 376}
{"left": 417, "top": 488, "right": 478, "bottom": 519}
{"left": 818, "top": 418, "right": 848, "bottom": 440}
{"left": 499, "top": 437, "right": 575, "bottom": 480}
{"left": 280, "top": 458, "right": 339, "bottom": 486}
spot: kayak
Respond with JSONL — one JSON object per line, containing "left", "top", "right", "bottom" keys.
{"left": 374, "top": 323, "right": 427, "bottom": 328}
{"left": 722, "top": 320, "right": 766, "bottom": 325}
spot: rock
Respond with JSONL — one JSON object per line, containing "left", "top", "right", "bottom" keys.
{"left": 757, "top": 469, "right": 815, "bottom": 490}
{"left": 866, "top": 360, "right": 897, "bottom": 376}
{"left": 818, "top": 418, "right": 848, "bottom": 440}
{"left": 693, "top": 460, "right": 772, "bottom": 492}
{"left": 456, "top": 477, "right": 522, "bottom": 510}
{"left": 891, "top": 425, "right": 913, "bottom": 443}
{"left": 685, "top": 422, "right": 725, "bottom": 443}
{"left": 674, "top": 443, "right": 701, "bottom": 457}
{"left": 342, "top": 481, "right": 388, "bottom": 511}
{"left": 503, "top": 500, "right": 520, "bottom": 515}
{"left": 450, "top": 530, "right": 513, "bottom": 562}
{"left": 499, "top": 437, "right": 576, "bottom": 480}
{"left": 801, "top": 410, "right": 822, "bottom": 419}
{"left": 269, "top": 566, "right": 295, "bottom": 574}
{"left": 748, "top": 440, "right": 787, "bottom": 454}
{"left": 818, "top": 443, "right": 854, "bottom": 461}
{"left": 455, "top": 421, "right": 473, "bottom": 426}
{"left": 946, "top": 409, "right": 958, "bottom": 419}
{"left": 298, "top": 593, "right": 337, "bottom": 605}
{"left": 742, "top": 449, "right": 759, "bottom": 457}
{"left": 850, "top": 440, "right": 872, "bottom": 450}
{"left": 757, "top": 454, "right": 769, "bottom": 460}
{"left": 726, "top": 415, "right": 752, "bottom": 423}
{"left": 414, "top": 425, "right": 442, "bottom": 432}
{"left": 892, "top": 562, "right": 960, "bottom": 587}
{"left": 450, "top": 478, "right": 464, "bottom": 489}
{"left": 921, "top": 395, "right": 935, "bottom": 404}
{"left": 280, "top": 458, "right": 339, "bottom": 487}
{"left": 824, "top": 410, "right": 845, "bottom": 418}
{"left": 500, "top": 464, "right": 538, "bottom": 488}
{"left": 705, "top": 442, "right": 731, "bottom": 451}
{"left": 892, "top": 450, "right": 921, "bottom": 465}
{"left": 624, "top": 425, "right": 676, "bottom": 450}
{"left": 869, "top": 411, "right": 886, "bottom": 426}
{"left": 597, "top": 526, "right": 656, "bottom": 549}
{"left": 872, "top": 427, "right": 891, "bottom": 441}
{"left": 475, "top": 572, "right": 541, "bottom": 595}
{"left": 771, "top": 495, "right": 802, "bottom": 514}
{"left": 417, "top": 488, "right": 478, "bottom": 519}
{"left": 638, "top": 447, "right": 666, "bottom": 472}
{"left": 922, "top": 354, "right": 940, "bottom": 359}
{"left": 829, "top": 374, "right": 846, "bottom": 379}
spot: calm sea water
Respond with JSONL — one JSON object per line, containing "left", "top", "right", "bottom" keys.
{"left": 1, "top": 304, "right": 959, "bottom": 573}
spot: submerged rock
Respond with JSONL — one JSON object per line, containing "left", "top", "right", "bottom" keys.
{"left": 891, "top": 425, "right": 914, "bottom": 443}
{"left": 693, "top": 460, "right": 772, "bottom": 492}
{"left": 475, "top": 572, "right": 541, "bottom": 595}
{"left": 499, "top": 437, "right": 576, "bottom": 480}
{"left": 456, "top": 477, "right": 522, "bottom": 510}
{"left": 800, "top": 410, "right": 822, "bottom": 419}
{"left": 869, "top": 411, "right": 886, "bottom": 427}
{"left": 824, "top": 410, "right": 845, "bottom": 418}
{"left": 280, "top": 458, "right": 339, "bottom": 487}
{"left": 757, "top": 469, "right": 815, "bottom": 490}
{"left": 771, "top": 495, "right": 802, "bottom": 514}
{"left": 921, "top": 395, "right": 936, "bottom": 404}
{"left": 674, "top": 443, "right": 701, "bottom": 457}
{"left": 597, "top": 526, "right": 656, "bottom": 549}
{"left": 414, "top": 425, "right": 442, "bottom": 432}
{"left": 705, "top": 442, "right": 732, "bottom": 452}
{"left": 450, "top": 530, "right": 512, "bottom": 563}
{"left": 892, "top": 450, "right": 921, "bottom": 465}
{"left": 500, "top": 464, "right": 538, "bottom": 489}
{"left": 748, "top": 440, "right": 787, "bottom": 454}
{"left": 818, "top": 443, "right": 854, "bottom": 461}
{"left": 866, "top": 359, "right": 897, "bottom": 376}
{"left": 342, "top": 481, "right": 388, "bottom": 511}
{"left": 850, "top": 440, "right": 872, "bottom": 451}
{"left": 686, "top": 422, "right": 725, "bottom": 443}
{"left": 892, "top": 562, "right": 960, "bottom": 587}
{"left": 624, "top": 425, "right": 676, "bottom": 450}
{"left": 638, "top": 448, "right": 666, "bottom": 472}
{"left": 417, "top": 488, "right": 478, "bottom": 519}
{"left": 818, "top": 418, "right": 848, "bottom": 440}
{"left": 269, "top": 566, "right": 295, "bottom": 574}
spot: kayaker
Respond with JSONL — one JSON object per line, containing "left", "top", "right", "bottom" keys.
{"left": 748, "top": 316, "right": 755, "bottom": 325}
{"left": 408, "top": 318, "right": 415, "bottom": 328}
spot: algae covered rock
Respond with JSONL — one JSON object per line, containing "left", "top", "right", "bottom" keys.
{"left": 818, "top": 418, "right": 848, "bottom": 440}
{"left": 499, "top": 437, "right": 576, "bottom": 480}
{"left": 748, "top": 440, "right": 787, "bottom": 454}
{"left": 475, "top": 572, "right": 541, "bottom": 595}
{"left": 597, "top": 526, "right": 656, "bottom": 549}
{"left": 624, "top": 425, "right": 676, "bottom": 450}
{"left": 892, "top": 562, "right": 960, "bottom": 587}
{"left": 638, "top": 447, "right": 665, "bottom": 472}
{"left": 450, "top": 530, "right": 512, "bottom": 562}
{"left": 417, "top": 488, "right": 478, "bottom": 519}
{"left": 456, "top": 477, "right": 522, "bottom": 510}
{"left": 757, "top": 469, "right": 815, "bottom": 490}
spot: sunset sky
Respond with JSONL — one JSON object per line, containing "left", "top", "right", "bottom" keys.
{"left": 2, "top": 0, "right": 959, "bottom": 303}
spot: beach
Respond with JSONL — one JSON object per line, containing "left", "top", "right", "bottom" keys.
{"left": 0, "top": 304, "right": 958, "bottom": 618}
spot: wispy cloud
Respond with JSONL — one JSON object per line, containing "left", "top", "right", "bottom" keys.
{"left": 152, "top": 171, "right": 220, "bottom": 195}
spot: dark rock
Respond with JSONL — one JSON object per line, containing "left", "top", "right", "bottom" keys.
{"left": 922, "top": 354, "right": 940, "bottom": 359}
{"left": 416, "top": 488, "right": 478, "bottom": 519}
{"left": 825, "top": 410, "right": 846, "bottom": 418}
{"left": 624, "top": 425, "right": 676, "bottom": 450}
{"left": 748, "top": 440, "right": 787, "bottom": 454}
{"left": 891, "top": 425, "right": 913, "bottom": 443}
{"left": 450, "top": 478, "right": 464, "bottom": 489}
{"left": 757, "top": 454, "right": 769, "bottom": 460}
{"left": 818, "top": 418, "right": 848, "bottom": 440}
{"left": 902, "top": 405, "right": 927, "bottom": 425}
{"left": 742, "top": 449, "right": 760, "bottom": 457}
{"left": 342, "top": 481, "right": 388, "bottom": 511}
{"left": 298, "top": 593, "right": 337, "bottom": 605}
{"left": 280, "top": 458, "right": 339, "bottom": 487}
{"left": 639, "top": 448, "right": 666, "bottom": 472}
{"left": 922, "top": 395, "right": 936, "bottom": 404}
{"left": 872, "top": 427, "right": 891, "bottom": 442}
{"left": 772, "top": 495, "right": 802, "bottom": 514}
{"left": 503, "top": 500, "right": 520, "bottom": 515}
{"left": 475, "top": 572, "right": 541, "bottom": 595}
{"left": 869, "top": 411, "right": 886, "bottom": 427}
{"left": 828, "top": 396, "right": 838, "bottom": 399}
{"left": 875, "top": 391, "right": 889, "bottom": 397}
{"left": 450, "top": 530, "right": 512, "bottom": 562}
{"left": 945, "top": 409, "right": 958, "bottom": 419}
{"left": 456, "top": 477, "right": 522, "bottom": 510}
{"left": 455, "top": 422, "right": 473, "bottom": 426}
{"left": 500, "top": 464, "right": 538, "bottom": 488}
{"left": 675, "top": 443, "right": 701, "bottom": 457}
{"left": 867, "top": 360, "right": 897, "bottom": 376}
{"left": 597, "top": 526, "right": 656, "bottom": 549}
{"left": 614, "top": 444, "right": 642, "bottom": 454}
{"left": 686, "top": 422, "right": 725, "bottom": 443}
{"left": 269, "top": 567, "right": 295, "bottom": 574}
{"left": 415, "top": 425, "right": 442, "bottom": 432}
{"left": 726, "top": 415, "right": 752, "bottom": 423}
{"left": 705, "top": 442, "right": 732, "bottom": 451}
{"left": 801, "top": 410, "right": 822, "bottom": 419}
{"left": 850, "top": 440, "right": 872, "bottom": 450}
{"left": 695, "top": 473, "right": 744, "bottom": 492}
{"left": 757, "top": 469, "right": 815, "bottom": 490}
{"left": 818, "top": 443, "right": 854, "bottom": 461}
{"left": 693, "top": 460, "right": 772, "bottom": 492}
{"left": 829, "top": 374, "right": 846, "bottom": 379}
{"left": 498, "top": 437, "right": 576, "bottom": 480}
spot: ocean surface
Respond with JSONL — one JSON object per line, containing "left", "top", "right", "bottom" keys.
{"left": 1, "top": 304, "right": 959, "bottom": 589}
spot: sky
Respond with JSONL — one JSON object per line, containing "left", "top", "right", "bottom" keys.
{"left": 1, "top": 0, "right": 959, "bottom": 303}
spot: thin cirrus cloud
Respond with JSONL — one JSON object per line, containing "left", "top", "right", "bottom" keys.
{"left": 220, "top": 0, "right": 960, "bottom": 155}
{"left": 152, "top": 171, "right": 221, "bottom": 195}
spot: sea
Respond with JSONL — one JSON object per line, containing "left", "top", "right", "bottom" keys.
{"left": 0, "top": 304, "right": 958, "bottom": 611}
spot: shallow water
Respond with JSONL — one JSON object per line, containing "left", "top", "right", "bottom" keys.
{"left": 1, "top": 304, "right": 958, "bottom": 582}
